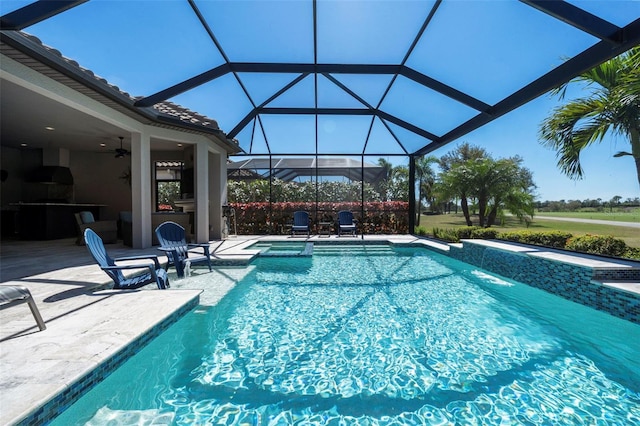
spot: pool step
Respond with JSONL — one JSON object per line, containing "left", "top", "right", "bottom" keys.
{"left": 257, "top": 242, "right": 314, "bottom": 257}
{"left": 312, "top": 245, "right": 395, "bottom": 256}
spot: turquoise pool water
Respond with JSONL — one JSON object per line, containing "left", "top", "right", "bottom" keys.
{"left": 52, "top": 245, "right": 640, "bottom": 425}
{"left": 248, "top": 241, "right": 312, "bottom": 257}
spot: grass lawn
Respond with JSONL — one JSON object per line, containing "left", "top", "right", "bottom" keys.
{"left": 535, "top": 208, "right": 640, "bottom": 223}
{"left": 418, "top": 213, "right": 640, "bottom": 248}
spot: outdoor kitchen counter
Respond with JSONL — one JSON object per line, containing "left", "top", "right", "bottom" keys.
{"left": 12, "top": 203, "right": 107, "bottom": 240}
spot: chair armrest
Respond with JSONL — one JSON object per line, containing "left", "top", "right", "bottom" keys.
{"left": 156, "top": 247, "right": 182, "bottom": 267}
{"left": 156, "top": 247, "right": 182, "bottom": 257}
{"left": 188, "top": 243, "right": 210, "bottom": 248}
{"left": 102, "top": 264, "right": 161, "bottom": 284}
{"left": 113, "top": 255, "right": 161, "bottom": 269}
{"left": 102, "top": 263, "right": 155, "bottom": 272}
{"left": 187, "top": 244, "right": 211, "bottom": 257}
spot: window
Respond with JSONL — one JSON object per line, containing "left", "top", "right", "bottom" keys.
{"left": 155, "top": 161, "right": 183, "bottom": 212}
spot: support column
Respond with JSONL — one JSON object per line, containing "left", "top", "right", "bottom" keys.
{"left": 194, "top": 142, "right": 209, "bottom": 243}
{"left": 131, "top": 132, "right": 152, "bottom": 248}
{"left": 408, "top": 155, "right": 416, "bottom": 235}
{"left": 209, "top": 150, "right": 226, "bottom": 240}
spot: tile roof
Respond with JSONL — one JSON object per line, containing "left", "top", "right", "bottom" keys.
{"left": 14, "top": 32, "right": 220, "bottom": 132}
{"left": 151, "top": 100, "right": 219, "bottom": 130}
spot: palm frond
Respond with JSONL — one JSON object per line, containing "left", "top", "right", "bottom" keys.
{"left": 540, "top": 46, "right": 640, "bottom": 185}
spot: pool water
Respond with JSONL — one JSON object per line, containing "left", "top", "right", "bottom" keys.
{"left": 249, "top": 241, "right": 313, "bottom": 257}
{"left": 52, "top": 245, "right": 640, "bottom": 425}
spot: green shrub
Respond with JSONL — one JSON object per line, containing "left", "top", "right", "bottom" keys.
{"left": 497, "top": 231, "right": 524, "bottom": 243}
{"left": 565, "top": 235, "right": 628, "bottom": 257}
{"left": 430, "top": 227, "right": 636, "bottom": 260}
{"left": 432, "top": 226, "right": 499, "bottom": 242}
{"left": 455, "top": 226, "right": 483, "bottom": 239}
{"left": 623, "top": 246, "right": 640, "bottom": 260}
{"left": 498, "top": 230, "right": 572, "bottom": 248}
{"left": 415, "top": 225, "right": 428, "bottom": 236}
{"left": 470, "top": 228, "right": 499, "bottom": 239}
{"left": 432, "top": 227, "right": 462, "bottom": 243}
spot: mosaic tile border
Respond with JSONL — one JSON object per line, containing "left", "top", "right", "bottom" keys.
{"left": 17, "top": 297, "right": 200, "bottom": 426}
{"left": 593, "top": 268, "right": 640, "bottom": 281}
{"left": 448, "top": 242, "right": 640, "bottom": 324}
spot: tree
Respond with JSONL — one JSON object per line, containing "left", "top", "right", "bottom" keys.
{"left": 376, "top": 158, "right": 394, "bottom": 200}
{"left": 610, "top": 195, "right": 622, "bottom": 212}
{"left": 414, "top": 155, "right": 439, "bottom": 225}
{"left": 387, "top": 165, "right": 409, "bottom": 201}
{"left": 227, "top": 179, "right": 380, "bottom": 203}
{"left": 437, "top": 155, "right": 535, "bottom": 227}
{"left": 439, "top": 142, "right": 489, "bottom": 172}
{"left": 437, "top": 143, "right": 490, "bottom": 225}
{"left": 438, "top": 162, "right": 476, "bottom": 226}
{"left": 157, "top": 181, "right": 181, "bottom": 211}
{"left": 539, "top": 47, "right": 640, "bottom": 189}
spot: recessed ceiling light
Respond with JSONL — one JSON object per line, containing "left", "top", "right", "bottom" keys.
{"left": 177, "top": 143, "right": 183, "bottom": 147}
{"left": 45, "top": 126, "right": 55, "bottom": 131}
{"left": 20, "top": 143, "right": 27, "bottom": 147}
{"left": 100, "top": 143, "right": 106, "bottom": 147}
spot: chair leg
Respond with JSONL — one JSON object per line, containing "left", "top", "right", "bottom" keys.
{"left": 175, "top": 262, "right": 185, "bottom": 278}
{"left": 26, "top": 298, "right": 46, "bottom": 331}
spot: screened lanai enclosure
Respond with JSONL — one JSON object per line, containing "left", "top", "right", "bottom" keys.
{"left": 226, "top": 157, "right": 404, "bottom": 234}
{"left": 1, "top": 0, "right": 639, "bottom": 236}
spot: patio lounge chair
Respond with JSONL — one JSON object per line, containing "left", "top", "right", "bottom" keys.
{"left": 0, "top": 285, "right": 46, "bottom": 331}
{"left": 84, "top": 228, "right": 169, "bottom": 289}
{"left": 291, "top": 211, "right": 310, "bottom": 237}
{"left": 75, "top": 211, "right": 118, "bottom": 246}
{"left": 155, "top": 221, "right": 212, "bottom": 278}
{"left": 337, "top": 210, "right": 357, "bottom": 236}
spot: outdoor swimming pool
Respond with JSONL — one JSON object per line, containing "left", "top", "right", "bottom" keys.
{"left": 51, "top": 244, "right": 640, "bottom": 425}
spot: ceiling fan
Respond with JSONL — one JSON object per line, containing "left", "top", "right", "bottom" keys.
{"left": 114, "top": 137, "right": 130, "bottom": 158}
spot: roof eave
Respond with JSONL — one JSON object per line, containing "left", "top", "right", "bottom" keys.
{"left": 0, "top": 30, "right": 241, "bottom": 154}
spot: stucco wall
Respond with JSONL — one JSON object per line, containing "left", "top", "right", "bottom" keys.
{"left": 70, "top": 151, "right": 131, "bottom": 221}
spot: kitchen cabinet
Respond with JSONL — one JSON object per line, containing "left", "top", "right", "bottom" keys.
{"left": 13, "top": 203, "right": 106, "bottom": 240}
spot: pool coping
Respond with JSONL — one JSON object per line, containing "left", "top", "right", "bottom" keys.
{"left": 1, "top": 284, "right": 202, "bottom": 426}
{"left": 14, "top": 292, "right": 201, "bottom": 426}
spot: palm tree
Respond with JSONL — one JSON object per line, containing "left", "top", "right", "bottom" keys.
{"left": 438, "top": 142, "right": 489, "bottom": 224}
{"left": 376, "top": 158, "right": 394, "bottom": 200}
{"left": 387, "top": 165, "right": 409, "bottom": 201}
{"left": 437, "top": 156, "right": 535, "bottom": 227}
{"left": 539, "top": 47, "right": 640, "bottom": 189}
{"left": 414, "top": 155, "right": 439, "bottom": 226}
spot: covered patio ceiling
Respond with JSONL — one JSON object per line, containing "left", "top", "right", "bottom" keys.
{"left": 1, "top": 1, "right": 639, "bottom": 158}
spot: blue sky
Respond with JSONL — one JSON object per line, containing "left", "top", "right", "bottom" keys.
{"left": 3, "top": 0, "right": 639, "bottom": 202}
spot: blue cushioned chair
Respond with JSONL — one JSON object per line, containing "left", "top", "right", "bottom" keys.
{"left": 155, "top": 221, "right": 212, "bottom": 278}
{"left": 0, "top": 285, "right": 46, "bottom": 331}
{"left": 291, "top": 211, "right": 310, "bottom": 237}
{"left": 84, "top": 228, "right": 169, "bottom": 289}
{"left": 338, "top": 210, "right": 357, "bottom": 236}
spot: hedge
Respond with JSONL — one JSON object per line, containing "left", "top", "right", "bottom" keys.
{"left": 565, "top": 234, "right": 627, "bottom": 257}
{"left": 229, "top": 201, "right": 409, "bottom": 235}
{"left": 429, "top": 228, "right": 639, "bottom": 260}
{"left": 498, "top": 230, "right": 572, "bottom": 249}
